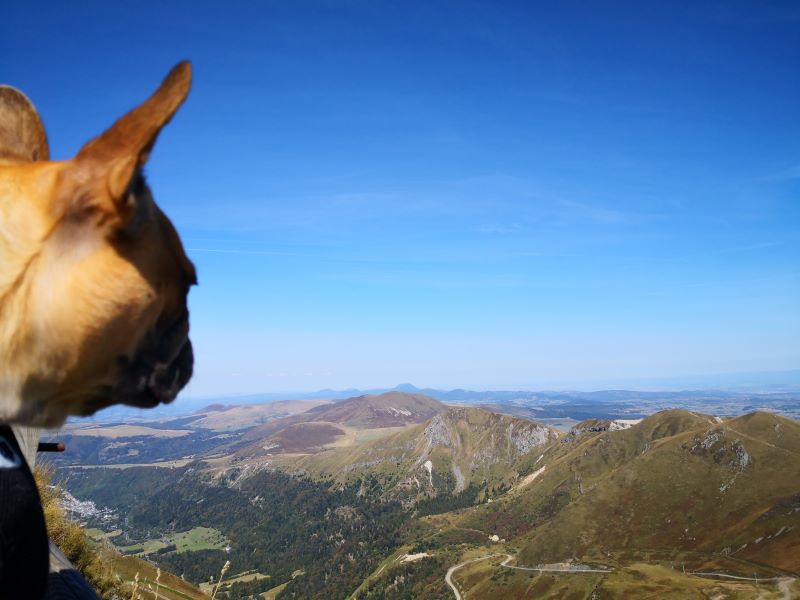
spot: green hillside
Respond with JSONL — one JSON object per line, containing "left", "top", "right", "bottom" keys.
{"left": 353, "top": 410, "right": 800, "bottom": 598}
{"left": 449, "top": 410, "right": 800, "bottom": 575}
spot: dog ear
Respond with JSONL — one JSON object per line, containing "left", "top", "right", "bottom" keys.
{"left": 73, "top": 61, "right": 191, "bottom": 209}
{"left": 0, "top": 86, "right": 50, "bottom": 162}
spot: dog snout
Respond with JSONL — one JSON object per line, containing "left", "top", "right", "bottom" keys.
{"left": 148, "top": 337, "right": 193, "bottom": 405}
{"left": 112, "top": 313, "right": 193, "bottom": 408}
{"left": 160, "top": 310, "right": 190, "bottom": 365}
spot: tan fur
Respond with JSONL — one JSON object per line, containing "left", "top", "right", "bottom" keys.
{"left": 0, "top": 62, "right": 196, "bottom": 427}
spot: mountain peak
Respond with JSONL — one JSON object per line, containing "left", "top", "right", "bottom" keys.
{"left": 393, "top": 383, "right": 420, "bottom": 392}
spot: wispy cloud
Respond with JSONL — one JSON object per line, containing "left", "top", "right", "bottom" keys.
{"left": 756, "top": 164, "right": 800, "bottom": 183}
{"left": 554, "top": 199, "right": 644, "bottom": 226}
{"left": 718, "top": 241, "right": 784, "bottom": 254}
{"left": 479, "top": 223, "right": 522, "bottom": 234}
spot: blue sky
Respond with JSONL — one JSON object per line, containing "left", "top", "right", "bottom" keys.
{"left": 3, "top": 1, "right": 799, "bottom": 395}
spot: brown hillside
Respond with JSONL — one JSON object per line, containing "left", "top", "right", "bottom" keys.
{"left": 264, "top": 422, "right": 347, "bottom": 453}
{"left": 242, "top": 391, "right": 445, "bottom": 443}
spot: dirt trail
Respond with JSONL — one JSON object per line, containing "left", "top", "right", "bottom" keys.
{"left": 778, "top": 578, "right": 796, "bottom": 600}
{"left": 691, "top": 572, "right": 796, "bottom": 599}
{"left": 513, "top": 465, "right": 546, "bottom": 492}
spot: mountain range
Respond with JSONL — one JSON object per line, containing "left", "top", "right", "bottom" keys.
{"left": 80, "top": 372, "right": 800, "bottom": 423}
{"left": 47, "top": 391, "right": 800, "bottom": 599}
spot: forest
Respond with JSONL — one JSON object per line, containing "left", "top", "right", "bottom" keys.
{"left": 61, "top": 466, "right": 412, "bottom": 599}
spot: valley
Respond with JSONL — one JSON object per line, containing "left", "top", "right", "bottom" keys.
{"left": 43, "top": 389, "right": 800, "bottom": 599}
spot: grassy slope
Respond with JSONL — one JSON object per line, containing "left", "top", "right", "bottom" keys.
{"left": 117, "top": 526, "right": 230, "bottom": 557}
{"left": 453, "top": 410, "right": 799, "bottom": 574}
{"left": 453, "top": 557, "right": 794, "bottom": 599}
{"left": 353, "top": 410, "right": 799, "bottom": 599}
{"left": 109, "top": 552, "right": 210, "bottom": 600}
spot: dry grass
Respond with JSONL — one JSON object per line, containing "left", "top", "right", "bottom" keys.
{"left": 67, "top": 425, "right": 191, "bottom": 438}
{"left": 63, "top": 459, "right": 195, "bottom": 470}
{"left": 192, "top": 400, "right": 333, "bottom": 432}
{"left": 35, "top": 464, "right": 127, "bottom": 599}
{"left": 107, "top": 553, "right": 210, "bottom": 599}
{"left": 209, "top": 560, "right": 230, "bottom": 600}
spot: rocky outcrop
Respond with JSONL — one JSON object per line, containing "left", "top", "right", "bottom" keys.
{"left": 423, "top": 414, "right": 452, "bottom": 448}
{"left": 685, "top": 428, "right": 753, "bottom": 472}
{"left": 508, "top": 421, "right": 558, "bottom": 455}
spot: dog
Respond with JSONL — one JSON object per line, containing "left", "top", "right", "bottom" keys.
{"left": 0, "top": 62, "right": 196, "bottom": 428}
{"left": 0, "top": 62, "right": 197, "bottom": 599}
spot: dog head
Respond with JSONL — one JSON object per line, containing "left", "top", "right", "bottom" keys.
{"left": 0, "top": 62, "right": 196, "bottom": 426}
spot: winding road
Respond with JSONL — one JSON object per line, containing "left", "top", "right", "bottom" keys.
{"left": 445, "top": 554, "right": 796, "bottom": 600}
{"left": 445, "top": 555, "right": 503, "bottom": 600}
{"left": 499, "top": 555, "right": 611, "bottom": 573}
{"left": 445, "top": 554, "right": 611, "bottom": 599}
